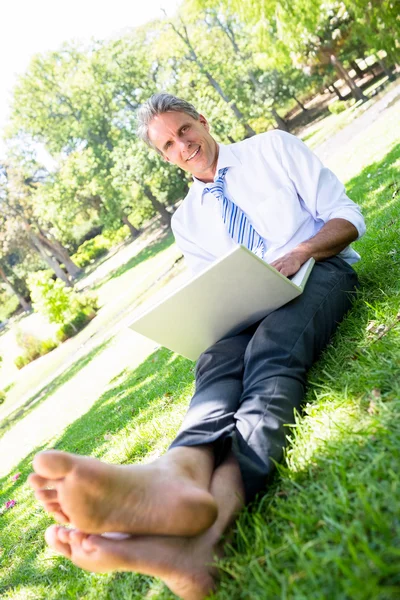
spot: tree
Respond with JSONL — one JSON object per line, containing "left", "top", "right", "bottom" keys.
{"left": 162, "top": 14, "right": 257, "bottom": 137}
{"left": 0, "top": 162, "right": 80, "bottom": 285}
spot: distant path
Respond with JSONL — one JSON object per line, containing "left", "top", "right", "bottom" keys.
{"left": 313, "top": 84, "right": 400, "bottom": 163}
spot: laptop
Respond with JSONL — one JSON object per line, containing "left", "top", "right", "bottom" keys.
{"left": 129, "top": 245, "right": 314, "bottom": 361}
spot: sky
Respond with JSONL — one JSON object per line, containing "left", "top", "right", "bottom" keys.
{"left": 0, "top": 0, "right": 181, "bottom": 159}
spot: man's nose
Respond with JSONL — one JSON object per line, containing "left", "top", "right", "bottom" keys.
{"left": 178, "top": 138, "right": 190, "bottom": 151}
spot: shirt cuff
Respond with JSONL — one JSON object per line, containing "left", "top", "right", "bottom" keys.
{"left": 323, "top": 209, "right": 366, "bottom": 240}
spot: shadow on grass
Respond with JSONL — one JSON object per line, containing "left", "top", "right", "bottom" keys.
{"left": 52, "top": 346, "right": 194, "bottom": 460}
{"left": 0, "top": 338, "right": 112, "bottom": 440}
{"left": 303, "top": 144, "right": 400, "bottom": 393}
{"left": 95, "top": 229, "right": 174, "bottom": 289}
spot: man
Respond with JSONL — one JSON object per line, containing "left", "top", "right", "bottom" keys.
{"left": 29, "top": 94, "right": 365, "bottom": 600}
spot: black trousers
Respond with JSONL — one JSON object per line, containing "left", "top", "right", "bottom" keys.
{"left": 170, "top": 256, "right": 359, "bottom": 502}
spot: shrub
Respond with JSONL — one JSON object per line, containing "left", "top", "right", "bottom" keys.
{"left": 27, "top": 272, "right": 98, "bottom": 332}
{"left": 101, "top": 226, "right": 130, "bottom": 245}
{"left": 56, "top": 310, "right": 96, "bottom": 342}
{"left": 72, "top": 238, "right": 109, "bottom": 268}
{"left": 328, "top": 99, "right": 353, "bottom": 115}
{"left": 14, "top": 330, "right": 58, "bottom": 369}
{"left": 71, "top": 227, "right": 130, "bottom": 269}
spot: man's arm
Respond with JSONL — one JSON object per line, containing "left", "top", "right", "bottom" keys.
{"left": 271, "top": 218, "right": 358, "bottom": 277}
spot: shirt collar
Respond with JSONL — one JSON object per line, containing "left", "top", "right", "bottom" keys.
{"left": 191, "top": 144, "right": 241, "bottom": 202}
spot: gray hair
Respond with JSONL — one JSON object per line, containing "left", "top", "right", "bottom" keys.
{"left": 136, "top": 93, "right": 200, "bottom": 152}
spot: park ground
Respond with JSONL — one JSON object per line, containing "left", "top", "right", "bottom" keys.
{"left": 0, "top": 81, "right": 399, "bottom": 599}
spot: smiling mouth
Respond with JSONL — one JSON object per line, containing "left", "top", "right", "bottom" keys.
{"left": 186, "top": 147, "right": 200, "bottom": 161}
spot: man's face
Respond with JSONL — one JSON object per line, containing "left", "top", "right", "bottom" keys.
{"left": 147, "top": 111, "right": 218, "bottom": 181}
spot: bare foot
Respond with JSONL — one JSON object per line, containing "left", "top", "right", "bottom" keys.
{"left": 45, "top": 524, "right": 217, "bottom": 600}
{"left": 28, "top": 450, "right": 217, "bottom": 536}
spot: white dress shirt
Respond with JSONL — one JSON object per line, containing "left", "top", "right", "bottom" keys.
{"left": 171, "top": 131, "right": 366, "bottom": 276}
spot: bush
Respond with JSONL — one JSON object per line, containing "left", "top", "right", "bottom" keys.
{"left": 56, "top": 310, "right": 96, "bottom": 342}
{"left": 71, "top": 227, "right": 130, "bottom": 269}
{"left": 72, "top": 238, "right": 109, "bottom": 268}
{"left": 14, "top": 330, "right": 58, "bottom": 369}
{"left": 328, "top": 99, "right": 354, "bottom": 115}
{"left": 101, "top": 226, "right": 130, "bottom": 245}
{"left": 27, "top": 272, "right": 98, "bottom": 331}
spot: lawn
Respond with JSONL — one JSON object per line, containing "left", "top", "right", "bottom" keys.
{"left": 0, "top": 226, "right": 183, "bottom": 424}
{"left": 0, "top": 99, "right": 399, "bottom": 599}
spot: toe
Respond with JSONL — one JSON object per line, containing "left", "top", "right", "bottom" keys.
{"left": 70, "top": 529, "right": 89, "bottom": 547}
{"left": 44, "top": 502, "right": 70, "bottom": 524}
{"left": 45, "top": 525, "right": 72, "bottom": 558}
{"left": 58, "top": 527, "right": 73, "bottom": 544}
{"left": 33, "top": 450, "right": 74, "bottom": 479}
{"left": 80, "top": 534, "right": 131, "bottom": 570}
{"left": 35, "top": 489, "right": 58, "bottom": 502}
{"left": 28, "top": 473, "right": 54, "bottom": 490}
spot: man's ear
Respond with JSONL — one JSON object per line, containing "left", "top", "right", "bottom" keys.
{"left": 199, "top": 114, "right": 210, "bottom": 131}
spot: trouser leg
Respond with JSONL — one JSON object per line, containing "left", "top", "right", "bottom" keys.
{"left": 170, "top": 257, "right": 358, "bottom": 502}
{"left": 232, "top": 257, "right": 359, "bottom": 500}
{"left": 170, "top": 328, "right": 252, "bottom": 455}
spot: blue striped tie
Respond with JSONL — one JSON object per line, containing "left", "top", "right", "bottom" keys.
{"left": 203, "top": 167, "right": 266, "bottom": 259}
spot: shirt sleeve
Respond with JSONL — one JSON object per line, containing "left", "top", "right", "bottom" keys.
{"left": 171, "top": 212, "right": 215, "bottom": 276}
{"left": 273, "top": 131, "right": 366, "bottom": 239}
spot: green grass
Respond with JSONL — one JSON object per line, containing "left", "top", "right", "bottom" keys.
{"left": 0, "top": 339, "right": 112, "bottom": 440}
{"left": 0, "top": 103, "right": 399, "bottom": 599}
{"left": 0, "top": 229, "right": 182, "bottom": 422}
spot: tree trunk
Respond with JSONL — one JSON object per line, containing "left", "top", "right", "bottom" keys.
{"left": 27, "top": 229, "right": 72, "bottom": 286}
{"left": 122, "top": 215, "right": 140, "bottom": 238}
{"left": 0, "top": 265, "right": 31, "bottom": 312}
{"left": 271, "top": 108, "right": 289, "bottom": 132}
{"left": 143, "top": 185, "right": 172, "bottom": 228}
{"left": 37, "top": 229, "right": 82, "bottom": 279}
{"left": 201, "top": 71, "right": 256, "bottom": 138}
{"left": 377, "top": 58, "right": 395, "bottom": 81}
{"left": 331, "top": 82, "right": 345, "bottom": 100}
{"left": 292, "top": 94, "right": 307, "bottom": 111}
{"left": 350, "top": 60, "right": 364, "bottom": 78}
{"left": 169, "top": 21, "right": 256, "bottom": 138}
{"left": 330, "top": 54, "right": 367, "bottom": 102}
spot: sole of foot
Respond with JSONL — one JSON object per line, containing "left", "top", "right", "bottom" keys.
{"left": 46, "top": 524, "right": 216, "bottom": 600}
{"left": 29, "top": 450, "right": 218, "bottom": 536}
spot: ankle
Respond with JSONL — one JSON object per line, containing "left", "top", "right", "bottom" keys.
{"left": 158, "top": 446, "right": 215, "bottom": 489}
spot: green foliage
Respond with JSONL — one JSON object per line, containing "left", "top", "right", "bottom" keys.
{"left": 14, "top": 330, "right": 58, "bottom": 369}
{"left": 0, "top": 390, "right": 5, "bottom": 405}
{"left": 27, "top": 271, "right": 98, "bottom": 338}
{"left": 56, "top": 310, "right": 96, "bottom": 343}
{"left": 71, "top": 228, "right": 130, "bottom": 268}
{"left": 0, "top": 290, "right": 19, "bottom": 321}
{"left": 101, "top": 226, "right": 130, "bottom": 245}
{"left": 328, "top": 99, "right": 353, "bottom": 114}
{"left": 28, "top": 271, "right": 74, "bottom": 325}
{"left": 72, "top": 238, "right": 109, "bottom": 268}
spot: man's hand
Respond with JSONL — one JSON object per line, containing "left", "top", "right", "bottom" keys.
{"left": 270, "top": 219, "right": 359, "bottom": 277}
{"left": 270, "top": 249, "right": 308, "bottom": 278}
